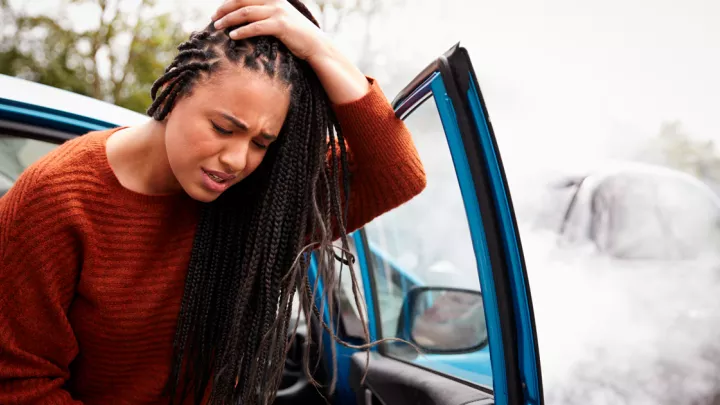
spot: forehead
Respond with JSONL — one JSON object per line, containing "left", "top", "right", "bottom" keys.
{"left": 190, "top": 68, "right": 291, "bottom": 126}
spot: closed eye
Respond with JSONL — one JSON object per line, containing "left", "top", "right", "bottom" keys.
{"left": 252, "top": 140, "right": 268, "bottom": 150}
{"left": 211, "top": 121, "right": 232, "bottom": 135}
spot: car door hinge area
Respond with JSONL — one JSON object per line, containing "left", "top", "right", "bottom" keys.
{"left": 364, "top": 388, "right": 387, "bottom": 405}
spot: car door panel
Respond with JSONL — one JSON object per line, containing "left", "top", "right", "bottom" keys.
{"left": 434, "top": 46, "right": 542, "bottom": 404}
{"left": 340, "top": 43, "right": 543, "bottom": 405}
{"left": 463, "top": 59, "right": 542, "bottom": 403}
{"left": 349, "top": 353, "right": 494, "bottom": 405}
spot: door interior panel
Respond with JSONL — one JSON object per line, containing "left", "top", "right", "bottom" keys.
{"left": 272, "top": 315, "right": 330, "bottom": 405}
{"left": 349, "top": 353, "right": 494, "bottom": 405}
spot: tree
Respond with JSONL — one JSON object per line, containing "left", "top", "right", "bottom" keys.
{"left": 638, "top": 121, "right": 720, "bottom": 191}
{"left": 0, "top": 0, "right": 189, "bottom": 113}
{"left": 0, "top": 0, "right": 402, "bottom": 113}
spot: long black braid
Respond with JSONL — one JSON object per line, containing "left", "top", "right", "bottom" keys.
{"left": 147, "top": 2, "right": 372, "bottom": 404}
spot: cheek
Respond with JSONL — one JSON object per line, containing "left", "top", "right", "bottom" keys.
{"left": 230, "top": 149, "right": 268, "bottom": 186}
{"left": 244, "top": 150, "right": 267, "bottom": 177}
{"left": 165, "top": 115, "right": 219, "bottom": 168}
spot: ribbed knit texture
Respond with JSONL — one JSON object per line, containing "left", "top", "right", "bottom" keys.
{"left": 0, "top": 79, "right": 426, "bottom": 405}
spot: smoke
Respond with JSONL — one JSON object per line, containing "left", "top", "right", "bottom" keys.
{"left": 519, "top": 220, "right": 720, "bottom": 405}
{"left": 374, "top": 0, "right": 720, "bottom": 402}
{"left": 392, "top": 48, "right": 720, "bottom": 402}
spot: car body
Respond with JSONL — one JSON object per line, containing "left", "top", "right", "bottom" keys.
{"left": 0, "top": 74, "right": 146, "bottom": 198}
{"left": 535, "top": 162, "right": 720, "bottom": 261}
{"left": 0, "top": 44, "right": 542, "bottom": 405}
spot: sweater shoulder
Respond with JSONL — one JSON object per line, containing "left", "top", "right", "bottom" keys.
{"left": 0, "top": 129, "right": 114, "bottom": 261}
{"left": 0, "top": 130, "right": 115, "bottom": 243}
{"left": 13, "top": 129, "right": 114, "bottom": 202}
{"left": 32, "top": 129, "right": 111, "bottom": 181}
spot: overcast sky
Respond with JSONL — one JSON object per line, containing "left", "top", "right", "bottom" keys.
{"left": 14, "top": 0, "right": 720, "bottom": 176}
{"left": 377, "top": 0, "right": 719, "bottom": 175}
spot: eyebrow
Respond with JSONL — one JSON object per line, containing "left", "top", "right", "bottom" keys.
{"left": 220, "top": 113, "right": 278, "bottom": 141}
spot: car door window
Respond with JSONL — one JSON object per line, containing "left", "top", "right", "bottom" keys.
{"left": 0, "top": 134, "right": 58, "bottom": 196}
{"left": 361, "top": 94, "right": 491, "bottom": 387}
{"left": 332, "top": 236, "right": 370, "bottom": 338}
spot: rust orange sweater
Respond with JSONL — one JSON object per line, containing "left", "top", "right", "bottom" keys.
{"left": 0, "top": 79, "right": 426, "bottom": 405}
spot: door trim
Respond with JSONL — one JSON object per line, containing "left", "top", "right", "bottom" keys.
{"left": 389, "top": 43, "right": 542, "bottom": 405}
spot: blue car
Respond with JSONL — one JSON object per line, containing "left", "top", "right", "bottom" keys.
{"left": 0, "top": 44, "right": 543, "bottom": 405}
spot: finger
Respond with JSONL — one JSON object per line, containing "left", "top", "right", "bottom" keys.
{"left": 214, "top": 5, "right": 276, "bottom": 30}
{"left": 211, "top": 0, "right": 269, "bottom": 22}
{"left": 228, "top": 19, "right": 280, "bottom": 40}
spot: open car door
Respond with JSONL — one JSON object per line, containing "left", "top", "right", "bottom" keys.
{"left": 331, "top": 44, "right": 544, "bottom": 405}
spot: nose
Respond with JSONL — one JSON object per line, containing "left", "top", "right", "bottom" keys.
{"left": 218, "top": 139, "right": 249, "bottom": 175}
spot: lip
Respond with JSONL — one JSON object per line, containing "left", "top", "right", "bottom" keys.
{"left": 201, "top": 168, "right": 235, "bottom": 193}
{"left": 202, "top": 168, "right": 236, "bottom": 181}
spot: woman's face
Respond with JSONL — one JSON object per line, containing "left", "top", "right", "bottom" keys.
{"left": 164, "top": 68, "right": 291, "bottom": 202}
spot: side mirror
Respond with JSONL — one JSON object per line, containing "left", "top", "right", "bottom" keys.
{"left": 397, "top": 287, "right": 487, "bottom": 353}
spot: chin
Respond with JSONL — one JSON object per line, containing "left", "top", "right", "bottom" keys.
{"left": 185, "top": 185, "right": 222, "bottom": 203}
{"left": 192, "top": 194, "right": 220, "bottom": 203}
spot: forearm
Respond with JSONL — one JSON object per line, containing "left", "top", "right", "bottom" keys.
{"left": 307, "top": 41, "right": 370, "bottom": 105}
{"left": 329, "top": 80, "right": 427, "bottom": 233}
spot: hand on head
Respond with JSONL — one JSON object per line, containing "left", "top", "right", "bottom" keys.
{"left": 211, "top": 0, "right": 329, "bottom": 61}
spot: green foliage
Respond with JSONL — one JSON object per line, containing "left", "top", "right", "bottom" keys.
{"left": 0, "top": 0, "right": 189, "bottom": 114}
{"left": 639, "top": 121, "right": 720, "bottom": 186}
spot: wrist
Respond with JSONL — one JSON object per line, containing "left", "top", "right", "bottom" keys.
{"left": 307, "top": 42, "right": 370, "bottom": 105}
{"left": 306, "top": 37, "right": 335, "bottom": 67}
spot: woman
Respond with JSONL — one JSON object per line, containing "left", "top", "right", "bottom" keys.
{"left": 0, "top": 0, "right": 426, "bottom": 404}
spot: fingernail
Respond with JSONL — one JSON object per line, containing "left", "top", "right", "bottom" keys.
{"left": 214, "top": 19, "right": 223, "bottom": 29}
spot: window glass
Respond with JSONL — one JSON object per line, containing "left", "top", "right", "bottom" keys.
{"left": 362, "top": 96, "right": 492, "bottom": 387}
{"left": 296, "top": 238, "right": 367, "bottom": 338}
{"left": 0, "top": 134, "right": 58, "bottom": 195}
{"left": 333, "top": 237, "right": 368, "bottom": 337}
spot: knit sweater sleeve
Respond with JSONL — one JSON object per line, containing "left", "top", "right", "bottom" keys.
{"left": 0, "top": 161, "right": 84, "bottom": 404}
{"left": 331, "top": 77, "right": 427, "bottom": 234}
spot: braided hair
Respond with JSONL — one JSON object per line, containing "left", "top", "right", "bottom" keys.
{"left": 147, "top": 2, "right": 371, "bottom": 404}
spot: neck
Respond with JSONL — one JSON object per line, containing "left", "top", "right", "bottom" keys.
{"left": 106, "top": 119, "right": 183, "bottom": 196}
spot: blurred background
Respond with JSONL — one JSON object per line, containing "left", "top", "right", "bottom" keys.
{"left": 2, "top": 0, "right": 719, "bottom": 404}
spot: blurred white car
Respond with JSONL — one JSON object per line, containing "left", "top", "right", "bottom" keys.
{"left": 538, "top": 162, "right": 720, "bottom": 260}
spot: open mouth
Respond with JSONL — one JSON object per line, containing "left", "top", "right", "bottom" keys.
{"left": 206, "top": 171, "right": 226, "bottom": 183}
{"left": 203, "top": 168, "right": 234, "bottom": 184}
{"left": 200, "top": 168, "right": 236, "bottom": 193}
